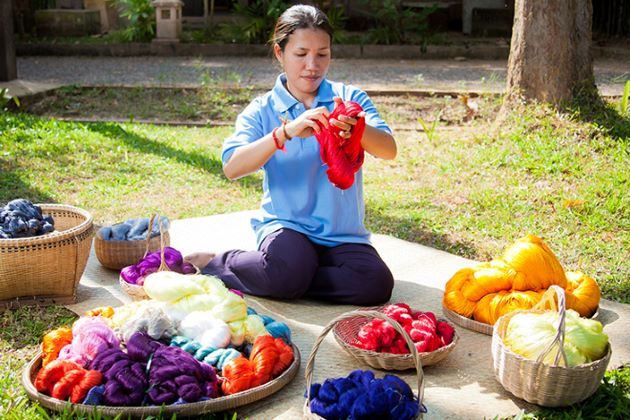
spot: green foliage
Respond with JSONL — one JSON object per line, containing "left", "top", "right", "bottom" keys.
{"left": 219, "top": 0, "right": 288, "bottom": 44}
{"left": 508, "top": 365, "right": 630, "bottom": 419}
{"left": 621, "top": 80, "right": 630, "bottom": 116}
{"left": 116, "top": 0, "right": 155, "bottom": 42}
{"left": 1, "top": 88, "right": 20, "bottom": 111}
{"left": 417, "top": 111, "right": 441, "bottom": 143}
{"left": 322, "top": 4, "right": 349, "bottom": 44}
{"left": 359, "top": 0, "right": 435, "bottom": 44}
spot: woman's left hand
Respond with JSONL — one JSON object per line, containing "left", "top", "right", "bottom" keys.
{"left": 330, "top": 97, "right": 366, "bottom": 140}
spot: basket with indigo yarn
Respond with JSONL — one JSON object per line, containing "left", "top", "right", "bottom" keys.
{"left": 95, "top": 214, "right": 170, "bottom": 270}
{"left": 0, "top": 204, "right": 94, "bottom": 307}
{"left": 304, "top": 310, "right": 426, "bottom": 419}
{"left": 492, "top": 285, "right": 611, "bottom": 407}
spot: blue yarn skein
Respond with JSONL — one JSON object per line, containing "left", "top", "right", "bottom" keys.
{"left": 308, "top": 369, "right": 421, "bottom": 420}
{"left": 82, "top": 384, "right": 105, "bottom": 405}
{"left": 170, "top": 336, "right": 240, "bottom": 371}
{"left": 247, "top": 307, "right": 292, "bottom": 343}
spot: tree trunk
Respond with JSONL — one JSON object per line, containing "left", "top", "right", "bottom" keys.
{"left": 505, "top": 0, "right": 594, "bottom": 105}
{"left": 1, "top": 0, "right": 17, "bottom": 82}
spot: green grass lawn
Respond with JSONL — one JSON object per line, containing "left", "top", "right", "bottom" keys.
{"left": 0, "top": 92, "right": 628, "bottom": 418}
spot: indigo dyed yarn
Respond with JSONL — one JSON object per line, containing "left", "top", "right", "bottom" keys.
{"left": 89, "top": 345, "right": 148, "bottom": 406}
{"left": 146, "top": 345, "right": 219, "bottom": 404}
{"left": 308, "top": 369, "right": 422, "bottom": 420}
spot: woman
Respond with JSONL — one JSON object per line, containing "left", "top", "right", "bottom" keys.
{"left": 187, "top": 4, "right": 397, "bottom": 305}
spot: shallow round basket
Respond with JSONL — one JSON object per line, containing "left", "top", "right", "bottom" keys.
{"left": 0, "top": 204, "right": 93, "bottom": 307}
{"left": 491, "top": 286, "right": 611, "bottom": 407}
{"left": 443, "top": 303, "right": 599, "bottom": 337}
{"left": 334, "top": 306, "right": 459, "bottom": 370}
{"left": 305, "top": 310, "right": 426, "bottom": 419}
{"left": 94, "top": 230, "right": 170, "bottom": 270}
{"left": 442, "top": 305, "right": 493, "bottom": 335}
{"left": 22, "top": 345, "right": 300, "bottom": 417}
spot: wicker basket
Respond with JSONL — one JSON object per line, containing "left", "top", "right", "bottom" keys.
{"left": 94, "top": 214, "right": 170, "bottom": 270}
{"left": 22, "top": 345, "right": 300, "bottom": 417}
{"left": 0, "top": 204, "right": 94, "bottom": 307}
{"left": 443, "top": 301, "right": 600, "bottom": 337}
{"left": 333, "top": 306, "right": 459, "bottom": 370}
{"left": 305, "top": 310, "right": 426, "bottom": 419}
{"left": 442, "top": 305, "right": 493, "bottom": 335}
{"left": 118, "top": 218, "right": 182, "bottom": 301}
{"left": 491, "top": 285, "right": 612, "bottom": 407}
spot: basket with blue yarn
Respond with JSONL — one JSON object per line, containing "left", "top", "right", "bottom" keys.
{"left": 304, "top": 310, "right": 426, "bottom": 419}
{"left": 95, "top": 214, "right": 170, "bottom": 270}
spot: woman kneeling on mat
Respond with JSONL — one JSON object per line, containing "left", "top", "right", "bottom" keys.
{"left": 186, "top": 4, "right": 397, "bottom": 305}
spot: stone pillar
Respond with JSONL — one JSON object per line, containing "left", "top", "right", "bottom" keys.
{"left": 1, "top": 0, "right": 17, "bottom": 81}
{"left": 152, "top": 0, "right": 183, "bottom": 43}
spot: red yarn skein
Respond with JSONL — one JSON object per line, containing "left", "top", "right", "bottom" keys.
{"left": 315, "top": 101, "right": 366, "bottom": 190}
{"left": 35, "top": 359, "right": 103, "bottom": 403}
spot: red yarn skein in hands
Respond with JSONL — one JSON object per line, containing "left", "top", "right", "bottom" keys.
{"left": 315, "top": 100, "right": 366, "bottom": 190}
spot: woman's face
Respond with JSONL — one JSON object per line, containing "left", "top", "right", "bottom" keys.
{"left": 274, "top": 28, "right": 331, "bottom": 103}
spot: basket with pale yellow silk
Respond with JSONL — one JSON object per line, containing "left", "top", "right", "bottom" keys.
{"left": 491, "top": 285, "right": 611, "bottom": 407}
{"left": 442, "top": 235, "right": 600, "bottom": 335}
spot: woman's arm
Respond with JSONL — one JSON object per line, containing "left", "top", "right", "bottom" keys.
{"left": 360, "top": 124, "right": 397, "bottom": 160}
{"left": 223, "top": 132, "right": 279, "bottom": 180}
{"left": 224, "top": 106, "right": 331, "bottom": 180}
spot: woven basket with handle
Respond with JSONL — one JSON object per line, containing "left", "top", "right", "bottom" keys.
{"left": 95, "top": 214, "right": 170, "bottom": 270}
{"left": 492, "top": 285, "right": 611, "bottom": 407}
{"left": 0, "top": 204, "right": 93, "bottom": 307}
{"left": 119, "top": 215, "right": 178, "bottom": 301}
{"left": 333, "top": 305, "right": 458, "bottom": 370}
{"left": 304, "top": 310, "right": 426, "bottom": 419}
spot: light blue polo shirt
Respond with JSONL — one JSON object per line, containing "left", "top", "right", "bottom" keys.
{"left": 222, "top": 74, "right": 392, "bottom": 248}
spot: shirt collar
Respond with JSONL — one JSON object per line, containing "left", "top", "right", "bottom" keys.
{"left": 272, "top": 74, "right": 335, "bottom": 113}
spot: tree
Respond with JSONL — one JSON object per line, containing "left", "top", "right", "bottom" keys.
{"left": 505, "top": 0, "right": 595, "bottom": 105}
{"left": 1, "top": 0, "right": 17, "bottom": 82}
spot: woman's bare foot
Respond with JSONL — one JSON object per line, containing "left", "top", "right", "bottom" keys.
{"left": 184, "top": 252, "right": 216, "bottom": 269}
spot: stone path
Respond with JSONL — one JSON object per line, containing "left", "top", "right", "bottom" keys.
{"left": 3, "top": 56, "right": 629, "bottom": 98}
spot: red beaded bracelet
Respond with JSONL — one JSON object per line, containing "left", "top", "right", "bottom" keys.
{"left": 272, "top": 127, "right": 286, "bottom": 152}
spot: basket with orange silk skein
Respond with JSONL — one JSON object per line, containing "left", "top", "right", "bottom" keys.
{"left": 95, "top": 214, "right": 170, "bottom": 270}
{"left": 333, "top": 304, "right": 458, "bottom": 370}
{"left": 442, "top": 235, "right": 601, "bottom": 335}
{"left": 305, "top": 310, "right": 426, "bottom": 419}
{"left": 0, "top": 202, "right": 94, "bottom": 307}
{"left": 492, "top": 285, "right": 611, "bottom": 407}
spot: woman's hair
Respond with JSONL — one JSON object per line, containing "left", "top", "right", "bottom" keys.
{"left": 271, "top": 4, "right": 333, "bottom": 51}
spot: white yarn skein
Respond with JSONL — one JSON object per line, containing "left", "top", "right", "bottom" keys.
{"left": 179, "top": 311, "right": 232, "bottom": 349}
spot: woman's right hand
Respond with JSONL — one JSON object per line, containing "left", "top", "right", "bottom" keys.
{"left": 284, "top": 106, "right": 330, "bottom": 139}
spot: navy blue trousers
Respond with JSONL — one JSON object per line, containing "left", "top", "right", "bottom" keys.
{"left": 201, "top": 228, "right": 394, "bottom": 305}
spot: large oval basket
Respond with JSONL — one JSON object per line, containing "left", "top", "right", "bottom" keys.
{"left": 22, "top": 345, "right": 300, "bottom": 418}
{"left": 334, "top": 306, "right": 458, "bottom": 370}
{"left": 0, "top": 204, "right": 93, "bottom": 307}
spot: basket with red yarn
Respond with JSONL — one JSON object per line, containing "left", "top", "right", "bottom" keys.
{"left": 333, "top": 304, "right": 459, "bottom": 370}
